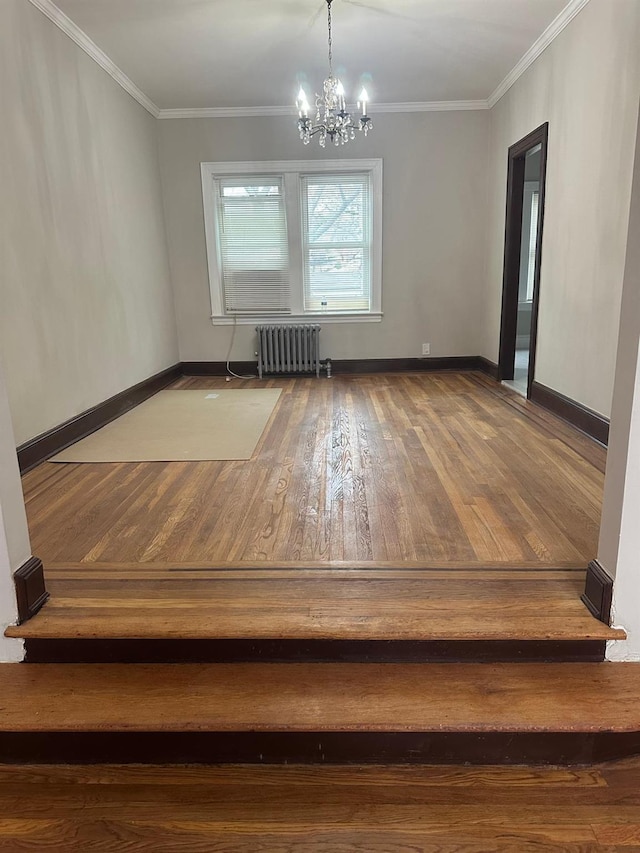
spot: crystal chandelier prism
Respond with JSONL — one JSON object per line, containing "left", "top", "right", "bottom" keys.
{"left": 296, "top": 0, "right": 373, "bottom": 147}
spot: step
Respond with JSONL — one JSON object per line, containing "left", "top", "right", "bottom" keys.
{"left": 1, "top": 662, "right": 639, "bottom": 765}
{"left": 5, "top": 567, "right": 623, "bottom": 662}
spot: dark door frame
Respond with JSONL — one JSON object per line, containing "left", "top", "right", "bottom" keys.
{"left": 498, "top": 122, "right": 549, "bottom": 396}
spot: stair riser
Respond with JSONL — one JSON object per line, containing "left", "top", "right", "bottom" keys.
{"left": 24, "top": 639, "right": 607, "bottom": 664}
{"left": 1, "top": 731, "right": 639, "bottom": 765}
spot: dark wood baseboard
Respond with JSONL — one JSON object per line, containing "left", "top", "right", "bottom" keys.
{"left": 181, "top": 357, "right": 500, "bottom": 377}
{"left": 17, "top": 365, "right": 182, "bottom": 473}
{"left": 530, "top": 381, "right": 610, "bottom": 446}
{"left": 0, "top": 729, "right": 638, "bottom": 766}
{"left": 331, "top": 357, "right": 480, "bottom": 374}
{"left": 476, "top": 357, "right": 500, "bottom": 380}
{"left": 581, "top": 560, "right": 614, "bottom": 625}
{"left": 24, "top": 638, "right": 606, "bottom": 664}
{"left": 181, "top": 361, "right": 258, "bottom": 376}
{"left": 14, "top": 558, "right": 49, "bottom": 625}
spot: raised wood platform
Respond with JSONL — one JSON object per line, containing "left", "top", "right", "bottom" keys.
{"left": 0, "top": 662, "right": 639, "bottom": 765}
{"left": 2, "top": 759, "right": 640, "bottom": 851}
{"left": 13, "top": 373, "right": 615, "bottom": 662}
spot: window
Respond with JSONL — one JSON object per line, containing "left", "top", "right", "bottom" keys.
{"left": 301, "top": 173, "right": 371, "bottom": 313}
{"left": 201, "top": 159, "right": 382, "bottom": 324}
{"left": 216, "top": 178, "right": 289, "bottom": 315}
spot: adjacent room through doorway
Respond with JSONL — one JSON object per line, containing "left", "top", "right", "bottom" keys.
{"left": 499, "top": 124, "right": 548, "bottom": 398}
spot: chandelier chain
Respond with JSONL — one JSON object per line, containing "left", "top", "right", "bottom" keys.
{"left": 327, "top": 0, "right": 333, "bottom": 75}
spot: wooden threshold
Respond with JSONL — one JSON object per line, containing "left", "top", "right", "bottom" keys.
{"left": 5, "top": 570, "right": 622, "bottom": 643}
{"left": 0, "top": 662, "right": 639, "bottom": 764}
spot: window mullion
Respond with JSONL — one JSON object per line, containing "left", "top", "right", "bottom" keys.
{"left": 284, "top": 172, "right": 304, "bottom": 315}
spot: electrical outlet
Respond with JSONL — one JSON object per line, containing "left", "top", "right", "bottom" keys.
{"left": 422, "top": 343, "right": 431, "bottom": 356}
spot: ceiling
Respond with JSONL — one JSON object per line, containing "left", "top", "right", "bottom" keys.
{"left": 49, "top": 0, "right": 571, "bottom": 110}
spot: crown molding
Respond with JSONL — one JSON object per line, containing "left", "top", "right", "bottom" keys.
{"left": 158, "top": 100, "right": 489, "bottom": 120}
{"left": 26, "top": 0, "right": 160, "bottom": 118}
{"left": 373, "top": 100, "right": 489, "bottom": 114}
{"left": 487, "top": 0, "right": 591, "bottom": 108}
{"left": 160, "top": 106, "right": 297, "bottom": 119}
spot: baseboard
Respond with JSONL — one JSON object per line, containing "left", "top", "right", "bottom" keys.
{"left": 530, "top": 382, "right": 609, "bottom": 446}
{"left": 331, "top": 357, "right": 486, "bottom": 374}
{"left": 17, "top": 364, "right": 182, "bottom": 473}
{"left": 13, "top": 557, "right": 49, "bottom": 625}
{"left": 581, "top": 560, "right": 614, "bottom": 625}
{"left": 181, "top": 357, "right": 500, "bottom": 377}
{"left": 181, "top": 361, "right": 258, "bottom": 376}
{"left": 476, "top": 357, "right": 500, "bottom": 380}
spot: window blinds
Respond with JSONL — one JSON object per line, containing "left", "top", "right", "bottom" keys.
{"left": 301, "top": 173, "right": 372, "bottom": 312}
{"left": 215, "top": 177, "right": 290, "bottom": 314}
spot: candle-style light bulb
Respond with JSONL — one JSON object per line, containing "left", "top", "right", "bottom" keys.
{"left": 358, "top": 87, "right": 369, "bottom": 115}
{"left": 336, "top": 80, "right": 346, "bottom": 110}
{"left": 297, "top": 87, "right": 309, "bottom": 117}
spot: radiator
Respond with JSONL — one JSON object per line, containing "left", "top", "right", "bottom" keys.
{"left": 256, "top": 324, "right": 321, "bottom": 379}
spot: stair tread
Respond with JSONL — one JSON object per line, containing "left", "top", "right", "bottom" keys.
{"left": 1, "top": 662, "right": 639, "bottom": 733}
{"left": 4, "top": 573, "right": 624, "bottom": 641}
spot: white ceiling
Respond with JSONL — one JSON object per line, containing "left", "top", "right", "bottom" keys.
{"left": 46, "top": 0, "right": 574, "bottom": 111}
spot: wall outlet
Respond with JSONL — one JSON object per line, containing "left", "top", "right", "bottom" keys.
{"left": 422, "top": 343, "right": 431, "bottom": 356}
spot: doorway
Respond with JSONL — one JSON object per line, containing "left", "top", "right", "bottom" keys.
{"left": 498, "top": 123, "right": 548, "bottom": 397}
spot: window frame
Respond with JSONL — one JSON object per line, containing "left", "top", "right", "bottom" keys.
{"left": 201, "top": 159, "right": 383, "bottom": 325}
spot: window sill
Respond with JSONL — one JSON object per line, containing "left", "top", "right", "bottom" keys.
{"left": 211, "top": 313, "right": 383, "bottom": 326}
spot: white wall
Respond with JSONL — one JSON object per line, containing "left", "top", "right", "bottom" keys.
{"left": 0, "top": 358, "right": 30, "bottom": 662}
{"left": 158, "top": 111, "right": 490, "bottom": 363}
{"left": 598, "top": 105, "right": 640, "bottom": 660}
{"left": 607, "top": 340, "right": 640, "bottom": 660}
{"left": 483, "top": 0, "right": 640, "bottom": 417}
{"left": 0, "top": 0, "right": 179, "bottom": 445}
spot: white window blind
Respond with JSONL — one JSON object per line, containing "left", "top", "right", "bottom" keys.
{"left": 301, "top": 173, "right": 372, "bottom": 312}
{"left": 526, "top": 190, "right": 539, "bottom": 301}
{"left": 215, "top": 177, "right": 290, "bottom": 314}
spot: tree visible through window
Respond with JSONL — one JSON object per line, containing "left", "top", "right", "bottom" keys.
{"left": 302, "top": 174, "right": 371, "bottom": 312}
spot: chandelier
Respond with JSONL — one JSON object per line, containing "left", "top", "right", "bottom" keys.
{"left": 296, "top": 0, "right": 373, "bottom": 147}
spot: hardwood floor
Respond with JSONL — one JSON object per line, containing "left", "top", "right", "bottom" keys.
{"left": 6, "top": 373, "right": 629, "bottom": 849}
{"left": 22, "top": 372, "right": 605, "bottom": 567}
{"left": 1, "top": 759, "right": 640, "bottom": 851}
